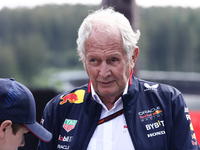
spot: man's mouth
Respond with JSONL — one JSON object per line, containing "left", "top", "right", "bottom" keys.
{"left": 99, "top": 81, "right": 113, "bottom": 85}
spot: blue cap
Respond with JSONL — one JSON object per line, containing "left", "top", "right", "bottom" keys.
{"left": 0, "top": 78, "right": 52, "bottom": 142}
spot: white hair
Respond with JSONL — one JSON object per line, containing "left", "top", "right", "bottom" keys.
{"left": 76, "top": 7, "right": 140, "bottom": 61}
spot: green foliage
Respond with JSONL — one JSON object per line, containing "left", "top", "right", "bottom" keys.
{"left": 0, "top": 44, "right": 20, "bottom": 78}
{"left": 138, "top": 7, "right": 200, "bottom": 72}
{"left": 0, "top": 4, "right": 200, "bottom": 88}
{"left": 0, "top": 4, "right": 100, "bottom": 87}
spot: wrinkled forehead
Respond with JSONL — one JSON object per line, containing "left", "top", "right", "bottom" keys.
{"left": 85, "top": 28, "right": 123, "bottom": 51}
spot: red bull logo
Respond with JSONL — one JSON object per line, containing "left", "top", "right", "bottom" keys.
{"left": 153, "top": 110, "right": 162, "bottom": 115}
{"left": 60, "top": 93, "right": 78, "bottom": 104}
{"left": 60, "top": 90, "right": 85, "bottom": 105}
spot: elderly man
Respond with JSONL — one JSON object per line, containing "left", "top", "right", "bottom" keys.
{"left": 37, "top": 7, "right": 200, "bottom": 150}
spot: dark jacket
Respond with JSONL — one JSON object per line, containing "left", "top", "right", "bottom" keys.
{"left": 37, "top": 75, "right": 200, "bottom": 150}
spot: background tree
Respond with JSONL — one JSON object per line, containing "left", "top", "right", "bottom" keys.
{"left": 0, "top": 4, "right": 200, "bottom": 88}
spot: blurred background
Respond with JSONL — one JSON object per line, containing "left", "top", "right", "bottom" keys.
{"left": 0, "top": 0, "right": 199, "bottom": 149}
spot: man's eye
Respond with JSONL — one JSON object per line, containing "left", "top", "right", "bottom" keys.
{"left": 90, "top": 59, "right": 99, "bottom": 66}
{"left": 111, "top": 59, "right": 116, "bottom": 62}
{"left": 109, "top": 58, "right": 119, "bottom": 65}
{"left": 91, "top": 59, "right": 96, "bottom": 62}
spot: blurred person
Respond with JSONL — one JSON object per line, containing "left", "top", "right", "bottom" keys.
{"left": 0, "top": 78, "right": 52, "bottom": 150}
{"left": 37, "top": 7, "right": 200, "bottom": 150}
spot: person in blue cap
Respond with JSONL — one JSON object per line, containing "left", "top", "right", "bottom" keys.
{"left": 0, "top": 78, "right": 52, "bottom": 150}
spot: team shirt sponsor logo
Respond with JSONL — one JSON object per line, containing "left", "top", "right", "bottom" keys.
{"left": 145, "top": 120, "right": 165, "bottom": 138}
{"left": 57, "top": 144, "right": 70, "bottom": 149}
{"left": 63, "top": 119, "right": 77, "bottom": 132}
{"left": 185, "top": 107, "right": 189, "bottom": 113}
{"left": 190, "top": 123, "right": 198, "bottom": 145}
{"left": 145, "top": 120, "right": 165, "bottom": 131}
{"left": 190, "top": 123, "right": 194, "bottom": 131}
{"left": 40, "top": 118, "right": 44, "bottom": 125}
{"left": 186, "top": 114, "right": 191, "bottom": 121}
{"left": 60, "top": 90, "right": 85, "bottom": 105}
{"left": 185, "top": 108, "right": 198, "bottom": 146}
{"left": 138, "top": 106, "right": 163, "bottom": 122}
{"left": 144, "top": 83, "right": 159, "bottom": 92}
{"left": 191, "top": 133, "right": 197, "bottom": 140}
{"left": 191, "top": 141, "right": 198, "bottom": 146}
{"left": 147, "top": 130, "right": 166, "bottom": 138}
{"left": 58, "top": 135, "right": 73, "bottom": 142}
{"left": 57, "top": 135, "right": 73, "bottom": 149}
{"left": 138, "top": 106, "right": 165, "bottom": 138}
{"left": 185, "top": 107, "right": 191, "bottom": 121}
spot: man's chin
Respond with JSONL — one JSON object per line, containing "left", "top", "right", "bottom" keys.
{"left": 97, "top": 89, "right": 117, "bottom": 98}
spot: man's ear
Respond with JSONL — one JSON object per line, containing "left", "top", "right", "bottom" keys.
{"left": 132, "top": 46, "right": 139, "bottom": 63}
{"left": 0, "top": 120, "right": 12, "bottom": 138}
{"left": 130, "top": 46, "right": 139, "bottom": 69}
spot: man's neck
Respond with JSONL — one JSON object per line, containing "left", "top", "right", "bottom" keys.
{"left": 99, "top": 95, "right": 122, "bottom": 110}
{"left": 91, "top": 82, "right": 129, "bottom": 110}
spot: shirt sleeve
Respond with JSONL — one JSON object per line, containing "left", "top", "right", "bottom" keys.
{"left": 172, "top": 94, "right": 200, "bottom": 150}
{"left": 37, "top": 99, "right": 58, "bottom": 150}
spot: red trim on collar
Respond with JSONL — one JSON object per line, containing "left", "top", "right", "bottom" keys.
{"left": 129, "top": 69, "right": 133, "bottom": 85}
{"left": 88, "top": 80, "right": 91, "bottom": 93}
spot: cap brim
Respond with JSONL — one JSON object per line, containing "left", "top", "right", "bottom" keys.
{"left": 23, "top": 122, "right": 52, "bottom": 142}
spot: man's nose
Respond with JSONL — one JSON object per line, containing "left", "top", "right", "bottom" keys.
{"left": 99, "top": 61, "right": 111, "bottom": 77}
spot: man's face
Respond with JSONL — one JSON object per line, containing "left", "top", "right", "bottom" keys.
{"left": 2, "top": 125, "right": 29, "bottom": 150}
{"left": 84, "top": 28, "right": 135, "bottom": 101}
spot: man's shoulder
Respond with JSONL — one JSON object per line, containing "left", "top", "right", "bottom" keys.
{"left": 45, "top": 84, "right": 89, "bottom": 111}
{"left": 136, "top": 78, "right": 181, "bottom": 97}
